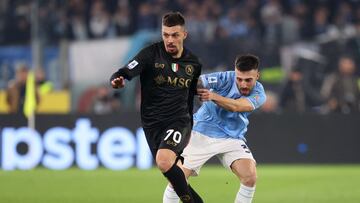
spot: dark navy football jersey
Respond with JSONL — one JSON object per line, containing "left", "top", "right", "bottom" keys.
{"left": 110, "top": 41, "right": 202, "bottom": 128}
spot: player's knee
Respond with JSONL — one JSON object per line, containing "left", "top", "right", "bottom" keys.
{"left": 231, "top": 159, "right": 257, "bottom": 187}
{"left": 156, "top": 155, "right": 174, "bottom": 172}
{"left": 157, "top": 161, "right": 173, "bottom": 172}
{"left": 241, "top": 173, "right": 257, "bottom": 187}
{"left": 156, "top": 149, "right": 177, "bottom": 172}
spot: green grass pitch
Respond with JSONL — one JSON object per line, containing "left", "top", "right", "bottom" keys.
{"left": 1, "top": 165, "right": 360, "bottom": 203}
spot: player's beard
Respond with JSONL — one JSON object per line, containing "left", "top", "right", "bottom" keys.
{"left": 166, "top": 44, "right": 178, "bottom": 56}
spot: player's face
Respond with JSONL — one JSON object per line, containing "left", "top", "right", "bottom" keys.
{"left": 162, "top": 25, "right": 187, "bottom": 57}
{"left": 235, "top": 68, "right": 259, "bottom": 96}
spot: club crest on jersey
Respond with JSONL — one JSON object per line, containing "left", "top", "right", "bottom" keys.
{"left": 127, "top": 60, "right": 138, "bottom": 69}
{"left": 171, "top": 63, "right": 179, "bottom": 72}
{"left": 185, "top": 65, "right": 194, "bottom": 76}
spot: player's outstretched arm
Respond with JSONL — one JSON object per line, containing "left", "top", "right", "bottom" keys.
{"left": 197, "top": 88, "right": 253, "bottom": 112}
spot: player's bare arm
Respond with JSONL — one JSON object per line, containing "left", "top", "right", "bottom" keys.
{"left": 197, "top": 88, "right": 253, "bottom": 112}
{"left": 197, "top": 78, "right": 204, "bottom": 89}
{"left": 195, "top": 79, "right": 205, "bottom": 95}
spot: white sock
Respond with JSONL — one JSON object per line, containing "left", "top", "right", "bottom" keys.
{"left": 163, "top": 184, "right": 180, "bottom": 203}
{"left": 235, "top": 184, "right": 256, "bottom": 203}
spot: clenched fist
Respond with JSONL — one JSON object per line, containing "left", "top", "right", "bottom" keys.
{"left": 111, "top": 76, "right": 126, "bottom": 88}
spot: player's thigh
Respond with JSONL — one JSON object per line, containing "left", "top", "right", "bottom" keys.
{"left": 143, "top": 127, "right": 162, "bottom": 158}
{"left": 144, "top": 120, "right": 191, "bottom": 159}
{"left": 158, "top": 120, "right": 192, "bottom": 157}
{"left": 217, "top": 139, "right": 256, "bottom": 172}
{"left": 182, "top": 131, "right": 217, "bottom": 176}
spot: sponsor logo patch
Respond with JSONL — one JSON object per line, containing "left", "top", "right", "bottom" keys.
{"left": 155, "top": 63, "right": 165, "bottom": 69}
{"left": 208, "top": 76, "right": 217, "bottom": 83}
{"left": 154, "top": 75, "right": 166, "bottom": 85}
{"left": 127, "top": 60, "right": 138, "bottom": 69}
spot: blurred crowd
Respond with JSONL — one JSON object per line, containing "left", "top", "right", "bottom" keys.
{"left": 1, "top": 0, "right": 360, "bottom": 114}
{"left": 5, "top": 64, "right": 52, "bottom": 114}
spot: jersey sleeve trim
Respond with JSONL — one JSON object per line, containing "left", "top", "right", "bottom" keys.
{"left": 245, "top": 97, "right": 256, "bottom": 111}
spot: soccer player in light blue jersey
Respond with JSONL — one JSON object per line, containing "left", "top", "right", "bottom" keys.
{"left": 163, "top": 54, "right": 266, "bottom": 203}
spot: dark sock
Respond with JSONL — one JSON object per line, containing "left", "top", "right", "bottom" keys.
{"left": 163, "top": 164, "right": 193, "bottom": 203}
{"left": 189, "top": 184, "right": 203, "bottom": 203}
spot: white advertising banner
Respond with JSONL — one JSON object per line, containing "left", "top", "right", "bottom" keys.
{"left": 69, "top": 38, "right": 131, "bottom": 84}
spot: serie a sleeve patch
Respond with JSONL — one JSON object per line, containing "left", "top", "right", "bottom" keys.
{"left": 127, "top": 60, "right": 139, "bottom": 69}
{"left": 208, "top": 77, "right": 217, "bottom": 83}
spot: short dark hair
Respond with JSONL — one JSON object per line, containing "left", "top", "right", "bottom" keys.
{"left": 235, "top": 54, "right": 259, "bottom": 71}
{"left": 162, "top": 12, "right": 185, "bottom": 27}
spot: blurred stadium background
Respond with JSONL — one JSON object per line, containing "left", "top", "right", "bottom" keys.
{"left": 0, "top": 0, "right": 360, "bottom": 202}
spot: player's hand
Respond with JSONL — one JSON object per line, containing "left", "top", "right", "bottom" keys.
{"left": 111, "top": 76, "right": 125, "bottom": 88}
{"left": 197, "top": 88, "right": 213, "bottom": 102}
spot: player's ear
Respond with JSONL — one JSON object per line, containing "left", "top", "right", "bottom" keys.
{"left": 183, "top": 30, "right": 188, "bottom": 39}
{"left": 256, "top": 70, "right": 260, "bottom": 80}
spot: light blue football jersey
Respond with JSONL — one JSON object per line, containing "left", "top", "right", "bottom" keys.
{"left": 193, "top": 71, "right": 266, "bottom": 140}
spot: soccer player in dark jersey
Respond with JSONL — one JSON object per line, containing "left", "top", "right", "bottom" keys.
{"left": 110, "top": 12, "right": 203, "bottom": 203}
